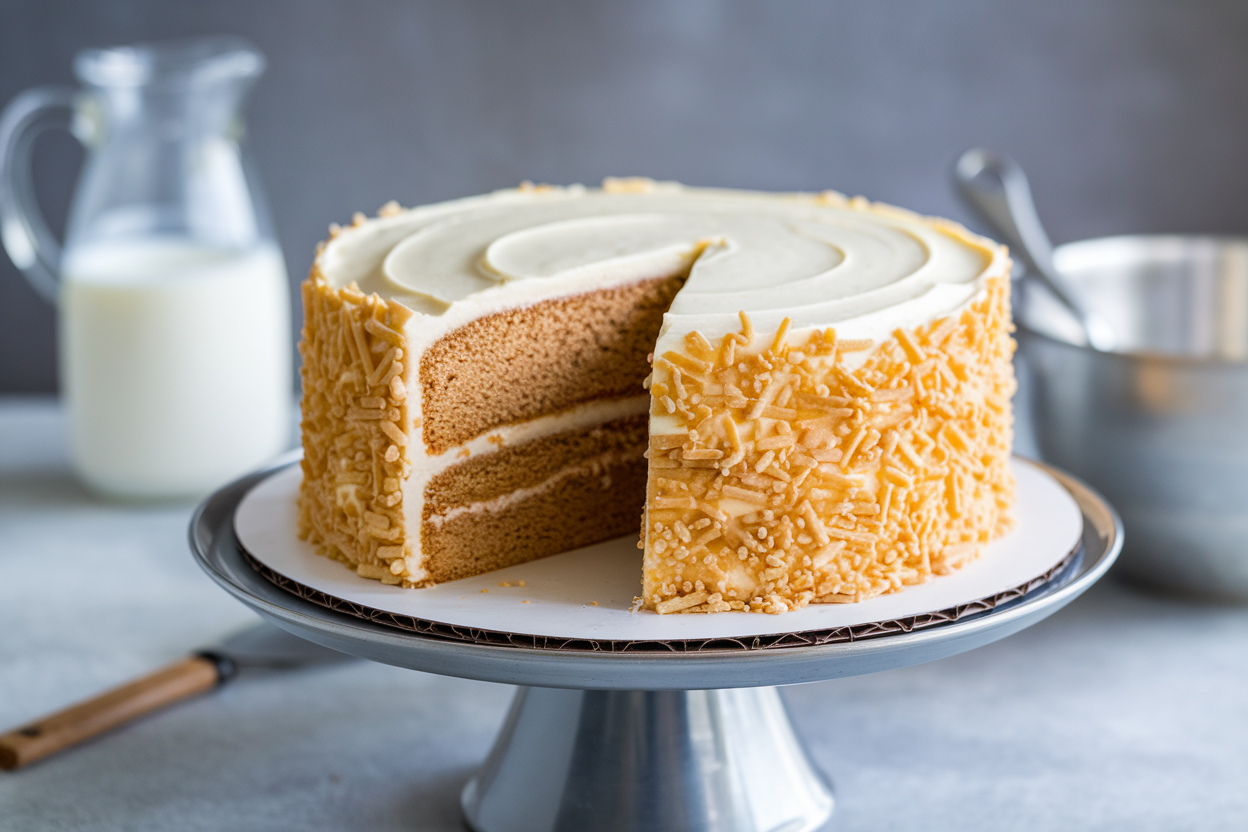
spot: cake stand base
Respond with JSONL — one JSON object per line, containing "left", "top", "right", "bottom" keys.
{"left": 462, "top": 685, "right": 833, "bottom": 832}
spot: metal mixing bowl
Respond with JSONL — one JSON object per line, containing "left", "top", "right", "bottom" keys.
{"left": 1017, "top": 234, "right": 1248, "bottom": 600}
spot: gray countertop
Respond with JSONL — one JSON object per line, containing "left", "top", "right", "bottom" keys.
{"left": 1, "top": 397, "right": 1246, "bottom": 831}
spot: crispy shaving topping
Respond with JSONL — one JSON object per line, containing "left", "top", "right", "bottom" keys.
{"left": 643, "top": 277, "right": 1016, "bottom": 614}
{"left": 602, "top": 176, "right": 658, "bottom": 193}
{"left": 297, "top": 269, "right": 426, "bottom": 587}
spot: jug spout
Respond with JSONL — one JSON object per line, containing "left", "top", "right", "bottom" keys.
{"left": 72, "top": 35, "right": 266, "bottom": 154}
{"left": 74, "top": 36, "right": 264, "bottom": 92}
{"left": 64, "top": 36, "right": 274, "bottom": 253}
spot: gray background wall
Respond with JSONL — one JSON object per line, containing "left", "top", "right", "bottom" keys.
{"left": 3, "top": 0, "right": 1248, "bottom": 393}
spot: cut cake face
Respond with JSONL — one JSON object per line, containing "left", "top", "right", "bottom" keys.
{"left": 296, "top": 179, "right": 1015, "bottom": 613}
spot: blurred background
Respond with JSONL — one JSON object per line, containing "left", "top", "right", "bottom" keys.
{"left": 4, "top": 0, "right": 1248, "bottom": 393}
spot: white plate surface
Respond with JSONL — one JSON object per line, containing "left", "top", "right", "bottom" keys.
{"left": 234, "top": 458, "right": 1081, "bottom": 642}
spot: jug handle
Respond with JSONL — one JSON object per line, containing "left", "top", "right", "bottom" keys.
{"left": 0, "top": 86, "right": 78, "bottom": 304}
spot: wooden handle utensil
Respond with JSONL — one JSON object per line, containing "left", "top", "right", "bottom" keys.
{"left": 0, "top": 652, "right": 235, "bottom": 771}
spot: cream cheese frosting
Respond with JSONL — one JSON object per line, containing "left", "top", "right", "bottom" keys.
{"left": 312, "top": 181, "right": 1011, "bottom": 582}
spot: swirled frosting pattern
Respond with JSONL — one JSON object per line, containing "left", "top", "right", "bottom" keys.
{"left": 319, "top": 181, "right": 1007, "bottom": 351}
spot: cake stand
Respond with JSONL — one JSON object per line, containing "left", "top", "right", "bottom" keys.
{"left": 189, "top": 459, "right": 1120, "bottom": 832}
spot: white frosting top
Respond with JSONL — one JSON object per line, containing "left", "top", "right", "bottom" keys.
{"left": 318, "top": 181, "right": 1008, "bottom": 357}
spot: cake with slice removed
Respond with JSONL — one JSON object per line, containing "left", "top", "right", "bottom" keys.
{"left": 296, "top": 178, "right": 1016, "bottom": 613}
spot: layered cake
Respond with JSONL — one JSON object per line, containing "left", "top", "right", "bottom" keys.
{"left": 297, "top": 179, "right": 1016, "bottom": 613}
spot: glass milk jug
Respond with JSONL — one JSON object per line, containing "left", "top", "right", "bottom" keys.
{"left": 0, "top": 37, "right": 292, "bottom": 499}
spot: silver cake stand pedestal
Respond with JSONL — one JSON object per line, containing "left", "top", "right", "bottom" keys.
{"left": 190, "top": 461, "right": 1120, "bottom": 832}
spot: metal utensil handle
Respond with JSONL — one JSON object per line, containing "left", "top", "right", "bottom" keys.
{"left": 0, "top": 86, "right": 77, "bottom": 304}
{"left": 0, "top": 654, "right": 234, "bottom": 770}
{"left": 954, "top": 148, "right": 1116, "bottom": 351}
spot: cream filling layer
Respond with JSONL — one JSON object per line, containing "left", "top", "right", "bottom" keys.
{"left": 404, "top": 395, "right": 651, "bottom": 563}
{"left": 424, "top": 446, "right": 645, "bottom": 530}
{"left": 419, "top": 394, "right": 649, "bottom": 472}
